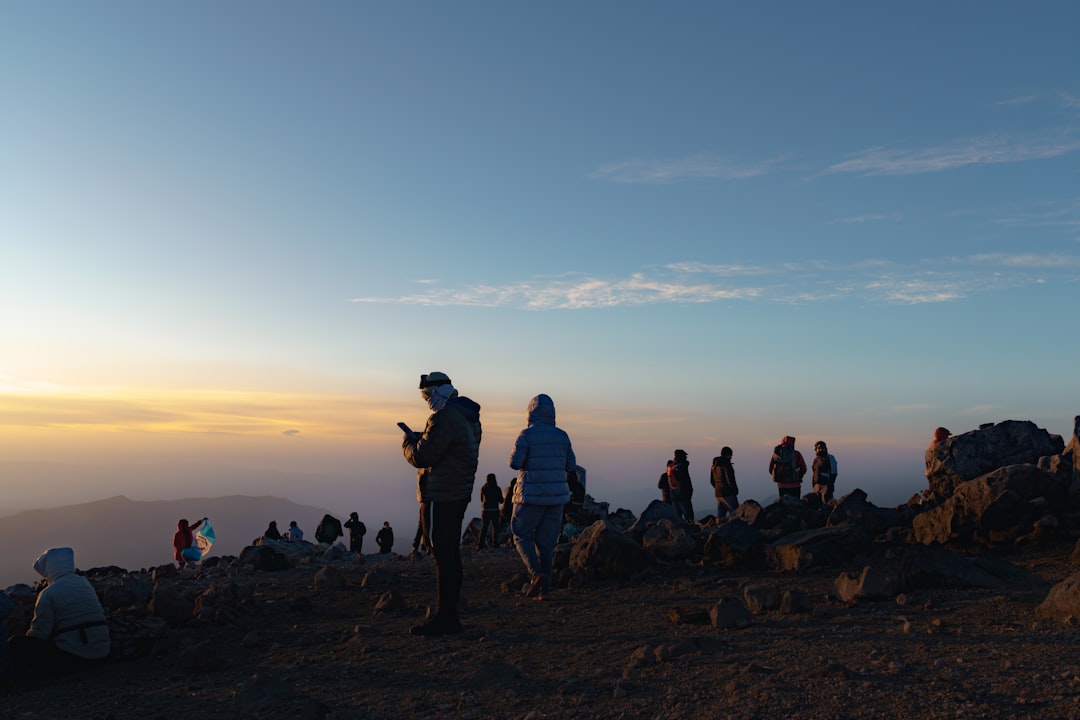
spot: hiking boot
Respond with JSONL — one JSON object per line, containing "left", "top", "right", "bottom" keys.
{"left": 409, "top": 617, "right": 463, "bottom": 637}
{"left": 525, "top": 574, "right": 546, "bottom": 598}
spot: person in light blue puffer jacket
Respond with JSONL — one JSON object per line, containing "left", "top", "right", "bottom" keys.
{"left": 509, "top": 394, "right": 576, "bottom": 600}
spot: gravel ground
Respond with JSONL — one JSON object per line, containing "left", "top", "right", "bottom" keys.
{"left": 4, "top": 540, "right": 1080, "bottom": 720}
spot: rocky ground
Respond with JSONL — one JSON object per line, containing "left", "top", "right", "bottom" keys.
{"left": 4, "top": 538, "right": 1080, "bottom": 720}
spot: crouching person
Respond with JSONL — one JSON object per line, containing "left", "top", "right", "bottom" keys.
{"left": 9, "top": 547, "right": 110, "bottom": 677}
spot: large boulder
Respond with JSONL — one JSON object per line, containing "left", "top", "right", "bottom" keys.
{"left": 897, "top": 544, "right": 1044, "bottom": 591}
{"left": 569, "top": 520, "right": 654, "bottom": 580}
{"left": 701, "top": 520, "right": 765, "bottom": 569}
{"left": 913, "top": 464, "right": 1065, "bottom": 547}
{"left": 1035, "top": 572, "right": 1080, "bottom": 624}
{"left": 641, "top": 518, "right": 700, "bottom": 561}
{"left": 754, "top": 495, "right": 829, "bottom": 539}
{"left": 765, "top": 525, "right": 870, "bottom": 571}
{"left": 826, "top": 488, "right": 905, "bottom": 538}
{"left": 627, "top": 500, "right": 683, "bottom": 541}
{"left": 926, "top": 420, "right": 1064, "bottom": 499}
{"left": 238, "top": 545, "right": 289, "bottom": 572}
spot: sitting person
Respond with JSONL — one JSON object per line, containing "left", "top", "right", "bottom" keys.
{"left": 172, "top": 518, "right": 206, "bottom": 566}
{"left": 9, "top": 547, "right": 110, "bottom": 677}
{"left": 263, "top": 520, "right": 283, "bottom": 541}
{"left": 285, "top": 520, "right": 304, "bottom": 541}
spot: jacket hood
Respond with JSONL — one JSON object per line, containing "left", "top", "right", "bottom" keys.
{"left": 526, "top": 394, "right": 556, "bottom": 426}
{"left": 33, "top": 547, "right": 75, "bottom": 582}
{"left": 446, "top": 395, "right": 481, "bottom": 422}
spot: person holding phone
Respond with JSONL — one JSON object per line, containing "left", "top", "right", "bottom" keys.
{"left": 401, "top": 371, "right": 482, "bottom": 637}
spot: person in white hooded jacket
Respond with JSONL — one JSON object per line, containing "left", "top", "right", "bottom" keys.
{"left": 9, "top": 547, "right": 110, "bottom": 676}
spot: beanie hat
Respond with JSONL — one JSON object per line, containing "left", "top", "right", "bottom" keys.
{"left": 419, "top": 371, "right": 452, "bottom": 389}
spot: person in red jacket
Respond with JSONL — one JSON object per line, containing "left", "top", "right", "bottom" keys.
{"left": 172, "top": 518, "right": 205, "bottom": 566}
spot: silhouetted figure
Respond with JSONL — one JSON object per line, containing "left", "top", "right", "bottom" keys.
{"left": 670, "top": 449, "right": 695, "bottom": 522}
{"left": 477, "top": 473, "right": 502, "bottom": 549}
{"left": 402, "top": 371, "right": 482, "bottom": 637}
{"left": 376, "top": 522, "right": 394, "bottom": 554}
{"left": 315, "top": 514, "right": 343, "bottom": 544}
{"left": 769, "top": 436, "right": 807, "bottom": 498}
{"left": 344, "top": 512, "right": 366, "bottom": 555}
{"left": 658, "top": 460, "right": 673, "bottom": 504}
{"left": 812, "top": 440, "right": 838, "bottom": 502}
{"left": 263, "top": 521, "right": 282, "bottom": 541}
{"left": 710, "top": 447, "right": 739, "bottom": 518}
{"left": 285, "top": 521, "right": 304, "bottom": 541}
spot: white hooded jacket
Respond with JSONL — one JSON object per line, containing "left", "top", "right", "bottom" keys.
{"left": 28, "top": 547, "right": 110, "bottom": 659}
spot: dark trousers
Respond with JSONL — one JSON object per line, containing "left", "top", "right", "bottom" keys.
{"left": 778, "top": 485, "right": 801, "bottom": 498}
{"left": 478, "top": 510, "right": 499, "bottom": 547}
{"left": 420, "top": 499, "right": 468, "bottom": 621}
{"left": 9, "top": 636, "right": 97, "bottom": 677}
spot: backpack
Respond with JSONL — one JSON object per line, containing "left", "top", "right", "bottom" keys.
{"left": 666, "top": 465, "right": 680, "bottom": 491}
{"left": 771, "top": 444, "right": 795, "bottom": 483}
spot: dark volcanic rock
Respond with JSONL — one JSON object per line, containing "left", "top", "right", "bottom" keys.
{"left": 913, "top": 464, "right": 1065, "bottom": 547}
{"left": 926, "top": 420, "right": 1064, "bottom": 499}
{"left": 569, "top": 520, "right": 654, "bottom": 579}
{"left": 765, "top": 525, "right": 870, "bottom": 571}
{"left": 702, "top": 520, "right": 765, "bottom": 569}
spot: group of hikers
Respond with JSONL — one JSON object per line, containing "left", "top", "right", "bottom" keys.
{"left": 3, "top": 369, "right": 860, "bottom": 677}
{"left": 657, "top": 436, "right": 840, "bottom": 523}
{"left": 259, "top": 516, "right": 395, "bottom": 555}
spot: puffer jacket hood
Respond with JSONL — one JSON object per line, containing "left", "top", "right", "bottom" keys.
{"left": 527, "top": 394, "right": 556, "bottom": 427}
{"left": 33, "top": 547, "right": 75, "bottom": 583}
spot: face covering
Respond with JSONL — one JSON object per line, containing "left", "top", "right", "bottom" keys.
{"left": 425, "top": 383, "right": 456, "bottom": 412}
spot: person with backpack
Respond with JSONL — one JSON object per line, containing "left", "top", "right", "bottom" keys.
{"left": 710, "top": 447, "right": 739, "bottom": 518}
{"left": 811, "top": 441, "right": 838, "bottom": 502}
{"left": 657, "top": 461, "right": 673, "bottom": 504}
{"left": 670, "top": 449, "right": 695, "bottom": 522}
{"left": 477, "top": 473, "right": 502, "bottom": 550}
{"left": 768, "top": 436, "right": 806, "bottom": 499}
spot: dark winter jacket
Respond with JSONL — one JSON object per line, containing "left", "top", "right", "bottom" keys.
{"left": 710, "top": 458, "right": 738, "bottom": 498}
{"left": 404, "top": 395, "right": 482, "bottom": 503}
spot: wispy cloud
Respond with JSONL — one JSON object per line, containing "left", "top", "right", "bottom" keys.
{"left": 993, "top": 94, "right": 1039, "bottom": 107}
{"left": 589, "top": 154, "right": 781, "bottom": 184}
{"left": 1060, "top": 92, "right": 1080, "bottom": 109}
{"left": 969, "top": 252, "right": 1080, "bottom": 268}
{"left": 665, "top": 261, "right": 775, "bottom": 276}
{"left": 351, "top": 252, "right": 1080, "bottom": 310}
{"left": 823, "top": 132, "right": 1080, "bottom": 177}
{"left": 828, "top": 213, "right": 903, "bottom": 225}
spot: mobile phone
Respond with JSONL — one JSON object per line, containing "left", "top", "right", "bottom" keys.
{"left": 397, "top": 422, "right": 417, "bottom": 440}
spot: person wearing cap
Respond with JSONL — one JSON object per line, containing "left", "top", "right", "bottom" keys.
{"left": 670, "top": 449, "right": 695, "bottom": 522}
{"left": 509, "top": 393, "right": 576, "bottom": 600}
{"left": 402, "top": 371, "right": 482, "bottom": 636}
{"left": 811, "top": 441, "right": 838, "bottom": 503}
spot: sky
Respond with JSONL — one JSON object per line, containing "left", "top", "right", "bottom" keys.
{"left": 2, "top": 3, "right": 1079, "bottom": 540}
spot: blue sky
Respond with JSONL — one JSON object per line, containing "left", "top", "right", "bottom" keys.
{"left": 1, "top": 3, "right": 1078, "bottom": 533}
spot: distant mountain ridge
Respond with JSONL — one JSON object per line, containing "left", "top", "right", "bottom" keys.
{"left": 0, "top": 495, "right": 335, "bottom": 588}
